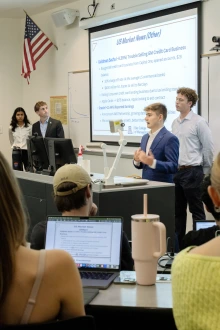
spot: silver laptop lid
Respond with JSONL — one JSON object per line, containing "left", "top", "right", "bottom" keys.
{"left": 45, "top": 216, "right": 123, "bottom": 271}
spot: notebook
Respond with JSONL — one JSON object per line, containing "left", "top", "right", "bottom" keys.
{"left": 45, "top": 216, "right": 123, "bottom": 289}
{"left": 193, "top": 220, "right": 216, "bottom": 231}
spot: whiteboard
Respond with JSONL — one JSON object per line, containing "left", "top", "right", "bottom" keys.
{"left": 201, "top": 54, "right": 220, "bottom": 157}
{"left": 68, "top": 71, "right": 90, "bottom": 148}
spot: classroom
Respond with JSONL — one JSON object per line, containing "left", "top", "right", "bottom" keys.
{"left": 0, "top": 0, "right": 220, "bottom": 329}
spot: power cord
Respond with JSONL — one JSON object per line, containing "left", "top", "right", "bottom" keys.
{"left": 80, "top": 1, "right": 99, "bottom": 21}
{"left": 157, "top": 236, "right": 175, "bottom": 272}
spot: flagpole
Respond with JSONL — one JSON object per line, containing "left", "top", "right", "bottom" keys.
{"left": 23, "top": 10, "right": 58, "bottom": 50}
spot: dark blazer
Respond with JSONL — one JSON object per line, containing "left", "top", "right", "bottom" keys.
{"left": 32, "top": 117, "right": 64, "bottom": 138}
{"left": 133, "top": 126, "right": 179, "bottom": 183}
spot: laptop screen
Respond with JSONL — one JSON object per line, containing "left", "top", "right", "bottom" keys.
{"left": 45, "top": 216, "right": 123, "bottom": 271}
{"left": 194, "top": 220, "right": 216, "bottom": 231}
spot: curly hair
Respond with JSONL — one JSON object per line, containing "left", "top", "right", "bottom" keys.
{"left": 177, "top": 87, "right": 198, "bottom": 108}
{"left": 10, "top": 107, "right": 31, "bottom": 132}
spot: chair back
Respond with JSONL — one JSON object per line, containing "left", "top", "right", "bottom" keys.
{"left": 2, "top": 315, "right": 96, "bottom": 329}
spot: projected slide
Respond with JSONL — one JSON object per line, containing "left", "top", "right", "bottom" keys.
{"left": 90, "top": 8, "right": 198, "bottom": 144}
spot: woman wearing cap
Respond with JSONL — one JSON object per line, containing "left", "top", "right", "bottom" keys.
{"left": 0, "top": 152, "right": 85, "bottom": 325}
{"left": 172, "top": 152, "right": 220, "bottom": 330}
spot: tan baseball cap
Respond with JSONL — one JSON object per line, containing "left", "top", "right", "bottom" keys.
{"left": 53, "top": 164, "right": 91, "bottom": 196}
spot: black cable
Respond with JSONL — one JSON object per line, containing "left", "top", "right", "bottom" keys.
{"left": 87, "top": 4, "right": 94, "bottom": 17}
{"left": 80, "top": 2, "right": 99, "bottom": 21}
{"left": 157, "top": 236, "right": 175, "bottom": 270}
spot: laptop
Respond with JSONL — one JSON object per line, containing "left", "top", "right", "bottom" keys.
{"left": 45, "top": 216, "right": 123, "bottom": 289}
{"left": 193, "top": 220, "right": 216, "bottom": 231}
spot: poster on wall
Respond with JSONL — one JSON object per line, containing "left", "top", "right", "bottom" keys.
{"left": 50, "top": 96, "right": 67, "bottom": 125}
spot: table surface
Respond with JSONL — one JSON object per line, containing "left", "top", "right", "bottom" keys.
{"left": 89, "top": 280, "right": 172, "bottom": 309}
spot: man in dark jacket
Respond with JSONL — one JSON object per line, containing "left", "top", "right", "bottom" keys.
{"left": 181, "top": 174, "right": 220, "bottom": 250}
{"left": 32, "top": 101, "right": 64, "bottom": 138}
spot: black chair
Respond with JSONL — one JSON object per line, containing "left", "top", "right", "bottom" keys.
{"left": 2, "top": 315, "right": 96, "bottom": 329}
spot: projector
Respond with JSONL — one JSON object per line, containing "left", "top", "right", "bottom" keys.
{"left": 109, "top": 120, "right": 125, "bottom": 133}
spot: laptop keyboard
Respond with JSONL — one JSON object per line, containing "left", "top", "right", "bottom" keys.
{"left": 80, "top": 271, "right": 113, "bottom": 280}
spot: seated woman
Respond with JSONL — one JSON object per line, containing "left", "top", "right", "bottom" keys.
{"left": 172, "top": 152, "right": 220, "bottom": 330}
{"left": 0, "top": 152, "right": 85, "bottom": 325}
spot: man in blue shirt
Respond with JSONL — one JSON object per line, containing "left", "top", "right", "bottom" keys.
{"left": 172, "top": 87, "right": 214, "bottom": 246}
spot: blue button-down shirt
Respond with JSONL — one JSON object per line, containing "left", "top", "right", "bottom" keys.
{"left": 40, "top": 117, "right": 49, "bottom": 138}
{"left": 172, "top": 111, "right": 214, "bottom": 174}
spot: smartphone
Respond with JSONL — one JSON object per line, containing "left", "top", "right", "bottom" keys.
{"left": 114, "top": 275, "right": 136, "bottom": 284}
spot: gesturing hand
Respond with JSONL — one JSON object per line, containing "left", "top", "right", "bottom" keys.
{"left": 134, "top": 148, "right": 142, "bottom": 162}
{"left": 139, "top": 149, "right": 155, "bottom": 166}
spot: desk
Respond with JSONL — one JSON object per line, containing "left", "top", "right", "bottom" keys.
{"left": 86, "top": 282, "right": 177, "bottom": 329}
{"left": 14, "top": 170, "right": 175, "bottom": 245}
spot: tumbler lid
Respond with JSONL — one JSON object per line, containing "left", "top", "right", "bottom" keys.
{"left": 131, "top": 214, "right": 160, "bottom": 222}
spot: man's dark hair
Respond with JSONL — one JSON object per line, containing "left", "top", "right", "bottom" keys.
{"left": 54, "top": 182, "right": 90, "bottom": 212}
{"left": 201, "top": 174, "right": 220, "bottom": 220}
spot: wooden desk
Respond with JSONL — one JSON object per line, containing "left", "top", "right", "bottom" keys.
{"left": 86, "top": 282, "right": 177, "bottom": 329}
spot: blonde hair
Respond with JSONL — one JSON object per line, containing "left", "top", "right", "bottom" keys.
{"left": 210, "top": 153, "right": 220, "bottom": 196}
{"left": 144, "top": 103, "right": 167, "bottom": 121}
{"left": 34, "top": 101, "right": 47, "bottom": 112}
{"left": 0, "top": 152, "right": 27, "bottom": 305}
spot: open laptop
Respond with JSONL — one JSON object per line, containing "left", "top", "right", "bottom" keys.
{"left": 45, "top": 216, "right": 123, "bottom": 289}
{"left": 193, "top": 220, "right": 216, "bottom": 231}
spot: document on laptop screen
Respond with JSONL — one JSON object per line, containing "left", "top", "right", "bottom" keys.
{"left": 45, "top": 218, "right": 122, "bottom": 268}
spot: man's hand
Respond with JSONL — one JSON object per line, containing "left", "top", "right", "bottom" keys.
{"left": 134, "top": 148, "right": 142, "bottom": 162}
{"left": 89, "top": 203, "right": 98, "bottom": 216}
{"left": 139, "top": 149, "right": 155, "bottom": 166}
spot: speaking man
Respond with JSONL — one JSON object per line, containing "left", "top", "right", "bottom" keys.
{"left": 133, "top": 102, "right": 179, "bottom": 183}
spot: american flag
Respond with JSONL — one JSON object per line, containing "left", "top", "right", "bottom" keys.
{"left": 21, "top": 14, "right": 54, "bottom": 83}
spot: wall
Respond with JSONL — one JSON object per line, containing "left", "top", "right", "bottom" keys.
{"left": 201, "top": 0, "right": 220, "bottom": 54}
{"left": 79, "top": 0, "right": 200, "bottom": 29}
{"left": 0, "top": 18, "right": 23, "bottom": 162}
{"left": 21, "top": 0, "right": 88, "bottom": 136}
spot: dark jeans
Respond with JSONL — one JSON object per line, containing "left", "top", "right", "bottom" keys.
{"left": 12, "top": 149, "right": 28, "bottom": 171}
{"left": 173, "top": 166, "right": 205, "bottom": 246}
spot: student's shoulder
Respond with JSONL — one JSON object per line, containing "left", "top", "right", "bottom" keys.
{"left": 46, "top": 249, "right": 76, "bottom": 269}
